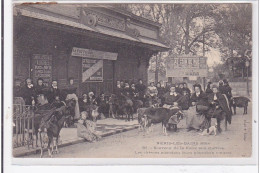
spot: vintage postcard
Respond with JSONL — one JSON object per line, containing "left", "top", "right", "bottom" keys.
{"left": 4, "top": 1, "right": 258, "bottom": 166}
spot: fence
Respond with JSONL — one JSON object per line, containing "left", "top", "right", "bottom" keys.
{"left": 13, "top": 97, "right": 35, "bottom": 149}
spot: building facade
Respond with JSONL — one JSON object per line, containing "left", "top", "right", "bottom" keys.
{"left": 13, "top": 4, "right": 168, "bottom": 96}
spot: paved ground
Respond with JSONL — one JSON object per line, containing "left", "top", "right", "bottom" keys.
{"left": 23, "top": 103, "right": 252, "bottom": 158}
{"left": 13, "top": 118, "right": 139, "bottom": 157}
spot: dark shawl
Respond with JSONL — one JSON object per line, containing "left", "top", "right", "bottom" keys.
{"left": 190, "top": 91, "right": 209, "bottom": 107}
{"left": 208, "top": 92, "right": 232, "bottom": 123}
{"left": 163, "top": 92, "right": 182, "bottom": 105}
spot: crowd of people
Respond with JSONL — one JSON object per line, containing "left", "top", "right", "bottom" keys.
{"left": 13, "top": 77, "right": 233, "bottom": 140}
{"left": 114, "top": 79, "right": 191, "bottom": 107}
{"left": 114, "top": 78, "right": 233, "bottom": 133}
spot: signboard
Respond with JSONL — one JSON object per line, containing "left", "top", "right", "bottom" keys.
{"left": 82, "top": 58, "right": 103, "bottom": 82}
{"left": 166, "top": 56, "right": 208, "bottom": 77}
{"left": 32, "top": 54, "right": 52, "bottom": 86}
{"left": 72, "top": 47, "right": 117, "bottom": 60}
{"left": 82, "top": 10, "right": 126, "bottom": 31}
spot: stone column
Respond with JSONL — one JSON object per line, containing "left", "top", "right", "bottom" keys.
{"left": 137, "top": 49, "right": 156, "bottom": 86}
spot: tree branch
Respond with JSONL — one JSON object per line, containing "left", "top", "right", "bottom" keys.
{"left": 196, "top": 39, "right": 213, "bottom": 47}
{"left": 181, "top": 25, "right": 187, "bottom": 34}
{"left": 179, "top": 35, "right": 185, "bottom": 54}
{"left": 188, "top": 28, "right": 215, "bottom": 48}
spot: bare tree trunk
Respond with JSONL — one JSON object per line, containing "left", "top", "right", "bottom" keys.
{"left": 155, "top": 55, "right": 159, "bottom": 83}
{"left": 185, "top": 21, "right": 190, "bottom": 55}
{"left": 230, "top": 47, "right": 234, "bottom": 77}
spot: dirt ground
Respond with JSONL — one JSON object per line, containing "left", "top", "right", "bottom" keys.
{"left": 24, "top": 103, "right": 252, "bottom": 158}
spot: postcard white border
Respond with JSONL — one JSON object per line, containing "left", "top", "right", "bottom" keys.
{"left": 3, "top": 0, "right": 259, "bottom": 170}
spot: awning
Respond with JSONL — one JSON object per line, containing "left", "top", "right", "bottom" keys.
{"left": 14, "top": 6, "right": 169, "bottom": 51}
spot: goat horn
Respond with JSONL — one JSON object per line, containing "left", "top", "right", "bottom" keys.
{"left": 61, "top": 101, "right": 66, "bottom": 106}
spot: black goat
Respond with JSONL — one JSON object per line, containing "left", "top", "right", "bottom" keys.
{"left": 38, "top": 99, "right": 76, "bottom": 157}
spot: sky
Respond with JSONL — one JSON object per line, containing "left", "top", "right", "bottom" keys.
{"left": 206, "top": 48, "right": 222, "bottom": 67}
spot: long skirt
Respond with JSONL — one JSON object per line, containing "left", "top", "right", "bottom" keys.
{"left": 186, "top": 106, "right": 207, "bottom": 130}
{"left": 66, "top": 94, "right": 80, "bottom": 120}
{"left": 77, "top": 120, "right": 101, "bottom": 142}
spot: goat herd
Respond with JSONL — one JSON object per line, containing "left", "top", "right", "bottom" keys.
{"left": 13, "top": 92, "right": 250, "bottom": 158}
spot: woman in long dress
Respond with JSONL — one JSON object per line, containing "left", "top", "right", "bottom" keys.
{"left": 65, "top": 78, "right": 80, "bottom": 120}
{"left": 156, "top": 82, "right": 165, "bottom": 106}
{"left": 77, "top": 111, "right": 101, "bottom": 142}
{"left": 207, "top": 85, "right": 232, "bottom": 133}
{"left": 186, "top": 84, "right": 210, "bottom": 131}
{"left": 146, "top": 82, "right": 158, "bottom": 106}
{"left": 162, "top": 85, "right": 181, "bottom": 109}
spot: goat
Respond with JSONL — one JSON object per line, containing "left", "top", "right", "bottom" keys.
{"left": 38, "top": 99, "right": 76, "bottom": 158}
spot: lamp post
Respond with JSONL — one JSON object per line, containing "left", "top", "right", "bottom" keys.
{"left": 245, "top": 60, "right": 250, "bottom": 96}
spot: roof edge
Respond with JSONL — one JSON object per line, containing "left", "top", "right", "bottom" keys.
{"left": 103, "top": 6, "right": 162, "bottom": 28}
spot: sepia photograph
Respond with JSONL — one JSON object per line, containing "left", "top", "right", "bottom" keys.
{"left": 10, "top": 2, "right": 256, "bottom": 161}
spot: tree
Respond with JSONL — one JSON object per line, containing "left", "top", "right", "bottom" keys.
{"left": 116, "top": 4, "right": 252, "bottom": 81}
{"left": 122, "top": 4, "right": 222, "bottom": 82}
{"left": 214, "top": 4, "right": 252, "bottom": 61}
{"left": 171, "top": 4, "right": 220, "bottom": 55}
